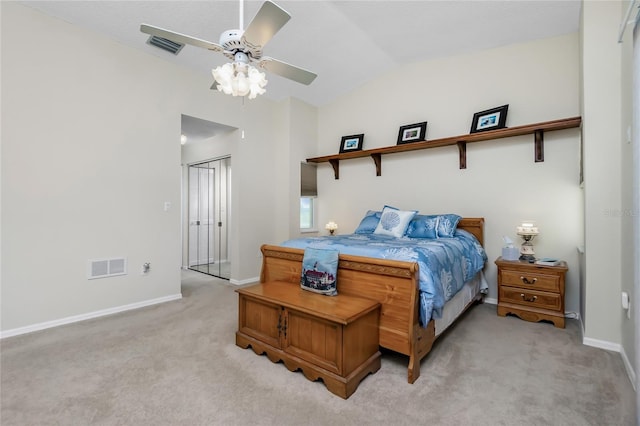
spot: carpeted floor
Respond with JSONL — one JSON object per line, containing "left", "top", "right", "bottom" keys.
{"left": 1, "top": 270, "right": 636, "bottom": 425}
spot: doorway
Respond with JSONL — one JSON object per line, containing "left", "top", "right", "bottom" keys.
{"left": 187, "top": 157, "right": 231, "bottom": 279}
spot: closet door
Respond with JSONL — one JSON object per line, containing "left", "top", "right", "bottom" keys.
{"left": 187, "top": 157, "right": 230, "bottom": 279}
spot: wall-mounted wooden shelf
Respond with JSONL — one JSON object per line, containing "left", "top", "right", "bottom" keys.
{"left": 307, "top": 116, "right": 582, "bottom": 179}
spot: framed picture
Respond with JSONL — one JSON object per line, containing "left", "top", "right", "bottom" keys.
{"left": 339, "top": 134, "right": 364, "bottom": 153}
{"left": 397, "top": 121, "right": 428, "bottom": 145}
{"left": 470, "top": 104, "right": 509, "bottom": 133}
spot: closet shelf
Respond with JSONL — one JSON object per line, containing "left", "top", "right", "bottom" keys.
{"left": 307, "top": 116, "right": 582, "bottom": 179}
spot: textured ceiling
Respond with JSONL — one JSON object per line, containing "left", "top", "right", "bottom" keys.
{"left": 20, "top": 0, "right": 582, "bottom": 140}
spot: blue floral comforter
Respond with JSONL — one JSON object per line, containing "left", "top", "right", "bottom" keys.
{"left": 280, "top": 229, "right": 487, "bottom": 326}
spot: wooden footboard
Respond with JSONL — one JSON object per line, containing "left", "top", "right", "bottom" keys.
{"left": 260, "top": 217, "right": 484, "bottom": 384}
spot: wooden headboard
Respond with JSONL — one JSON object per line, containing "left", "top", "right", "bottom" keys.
{"left": 457, "top": 217, "right": 484, "bottom": 246}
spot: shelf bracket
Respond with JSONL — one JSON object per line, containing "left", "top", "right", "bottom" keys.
{"left": 457, "top": 142, "right": 467, "bottom": 169}
{"left": 371, "top": 153, "right": 382, "bottom": 176}
{"left": 534, "top": 130, "right": 544, "bottom": 162}
{"left": 329, "top": 159, "right": 340, "bottom": 180}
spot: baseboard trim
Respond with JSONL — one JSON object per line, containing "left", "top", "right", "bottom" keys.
{"left": 583, "top": 336, "right": 621, "bottom": 352}
{"left": 0, "top": 293, "right": 183, "bottom": 339}
{"left": 230, "top": 276, "right": 259, "bottom": 286}
{"left": 582, "top": 336, "right": 637, "bottom": 389}
{"left": 619, "top": 345, "right": 637, "bottom": 391}
{"left": 486, "top": 298, "right": 635, "bottom": 389}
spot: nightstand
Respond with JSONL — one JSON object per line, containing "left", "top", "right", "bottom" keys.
{"left": 495, "top": 257, "right": 568, "bottom": 328}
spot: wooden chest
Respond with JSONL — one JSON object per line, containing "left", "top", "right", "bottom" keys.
{"left": 236, "top": 281, "right": 381, "bottom": 398}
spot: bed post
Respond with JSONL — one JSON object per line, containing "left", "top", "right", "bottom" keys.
{"left": 407, "top": 276, "right": 421, "bottom": 384}
{"left": 408, "top": 320, "right": 435, "bottom": 384}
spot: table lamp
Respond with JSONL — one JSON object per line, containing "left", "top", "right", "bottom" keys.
{"left": 325, "top": 221, "right": 338, "bottom": 235}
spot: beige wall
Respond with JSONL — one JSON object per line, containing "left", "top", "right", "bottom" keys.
{"left": 3, "top": 3, "right": 179, "bottom": 331}
{"left": 178, "top": 97, "right": 317, "bottom": 283}
{"left": 316, "top": 33, "right": 583, "bottom": 312}
{"left": 618, "top": 0, "right": 637, "bottom": 381}
{"left": 579, "top": 0, "right": 638, "bottom": 387}
{"left": 581, "top": 0, "right": 626, "bottom": 349}
{"left": 284, "top": 98, "right": 319, "bottom": 239}
{"left": 0, "top": 3, "right": 289, "bottom": 331}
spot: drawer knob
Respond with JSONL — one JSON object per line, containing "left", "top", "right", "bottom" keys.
{"left": 520, "top": 293, "right": 538, "bottom": 302}
{"left": 520, "top": 276, "right": 538, "bottom": 285}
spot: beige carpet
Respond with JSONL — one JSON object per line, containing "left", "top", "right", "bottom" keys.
{"left": 1, "top": 270, "right": 635, "bottom": 425}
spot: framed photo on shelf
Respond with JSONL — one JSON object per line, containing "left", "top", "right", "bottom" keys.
{"left": 396, "top": 121, "right": 428, "bottom": 145}
{"left": 470, "top": 104, "right": 509, "bottom": 133}
{"left": 339, "top": 134, "right": 364, "bottom": 153}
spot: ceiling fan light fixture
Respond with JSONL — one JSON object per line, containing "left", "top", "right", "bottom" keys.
{"left": 212, "top": 62, "right": 268, "bottom": 100}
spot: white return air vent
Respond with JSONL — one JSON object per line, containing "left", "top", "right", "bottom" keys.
{"left": 87, "top": 257, "right": 127, "bottom": 280}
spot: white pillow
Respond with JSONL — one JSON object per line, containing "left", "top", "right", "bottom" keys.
{"left": 373, "top": 206, "right": 418, "bottom": 238}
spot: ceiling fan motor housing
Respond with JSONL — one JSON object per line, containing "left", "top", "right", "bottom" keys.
{"left": 219, "top": 29, "right": 262, "bottom": 61}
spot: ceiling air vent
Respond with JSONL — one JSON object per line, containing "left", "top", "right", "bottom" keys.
{"left": 147, "top": 35, "right": 184, "bottom": 55}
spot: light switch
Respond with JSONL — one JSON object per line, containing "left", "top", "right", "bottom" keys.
{"left": 164, "top": 201, "right": 171, "bottom": 211}
{"left": 622, "top": 291, "right": 630, "bottom": 309}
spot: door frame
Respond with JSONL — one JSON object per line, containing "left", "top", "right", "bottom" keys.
{"left": 185, "top": 156, "right": 231, "bottom": 279}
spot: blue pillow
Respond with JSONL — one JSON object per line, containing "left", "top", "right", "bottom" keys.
{"left": 300, "top": 248, "right": 339, "bottom": 296}
{"left": 354, "top": 210, "right": 381, "bottom": 234}
{"left": 436, "top": 214, "right": 462, "bottom": 238}
{"left": 406, "top": 215, "right": 439, "bottom": 239}
{"left": 373, "top": 206, "right": 418, "bottom": 238}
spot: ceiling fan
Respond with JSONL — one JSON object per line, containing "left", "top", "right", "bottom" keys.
{"left": 140, "top": 0, "right": 317, "bottom": 99}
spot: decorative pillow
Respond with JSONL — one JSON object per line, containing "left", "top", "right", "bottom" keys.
{"left": 373, "top": 206, "right": 418, "bottom": 238}
{"left": 354, "top": 210, "right": 382, "bottom": 234}
{"left": 300, "top": 248, "right": 339, "bottom": 296}
{"left": 436, "top": 214, "right": 462, "bottom": 238}
{"left": 406, "top": 215, "right": 439, "bottom": 239}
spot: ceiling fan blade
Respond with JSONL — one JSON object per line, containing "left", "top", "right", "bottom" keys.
{"left": 241, "top": 1, "right": 291, "bottom": 51}
{"left": 258, "top": 57, "right": 317, "bottom": 85}
{"left": 140, "top": 24, "right": 223, "bottom": 52}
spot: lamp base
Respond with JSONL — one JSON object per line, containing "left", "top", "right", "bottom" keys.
{"left": 519, "top": 254, "right": 536, "bottom": 262}
{"left": 519, "top": 237, "right": 536, "bottom": 263}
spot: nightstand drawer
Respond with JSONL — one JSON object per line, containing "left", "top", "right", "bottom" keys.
{"left": 499, "top": 286, "right": 561, "bottom": 311}
{"left": 499, "top": 269, "right": 560, "bottom": 292}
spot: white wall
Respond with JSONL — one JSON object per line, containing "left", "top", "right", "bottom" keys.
{"left": 317, "top": 33, "right": 582, "bottom": 312}
{"left": 1, "top": 3, "right": 287, "bottom": 331}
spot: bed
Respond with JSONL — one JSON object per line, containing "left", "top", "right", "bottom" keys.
{"left": 259, "top": 217, "right": 487, "bottom": 383}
